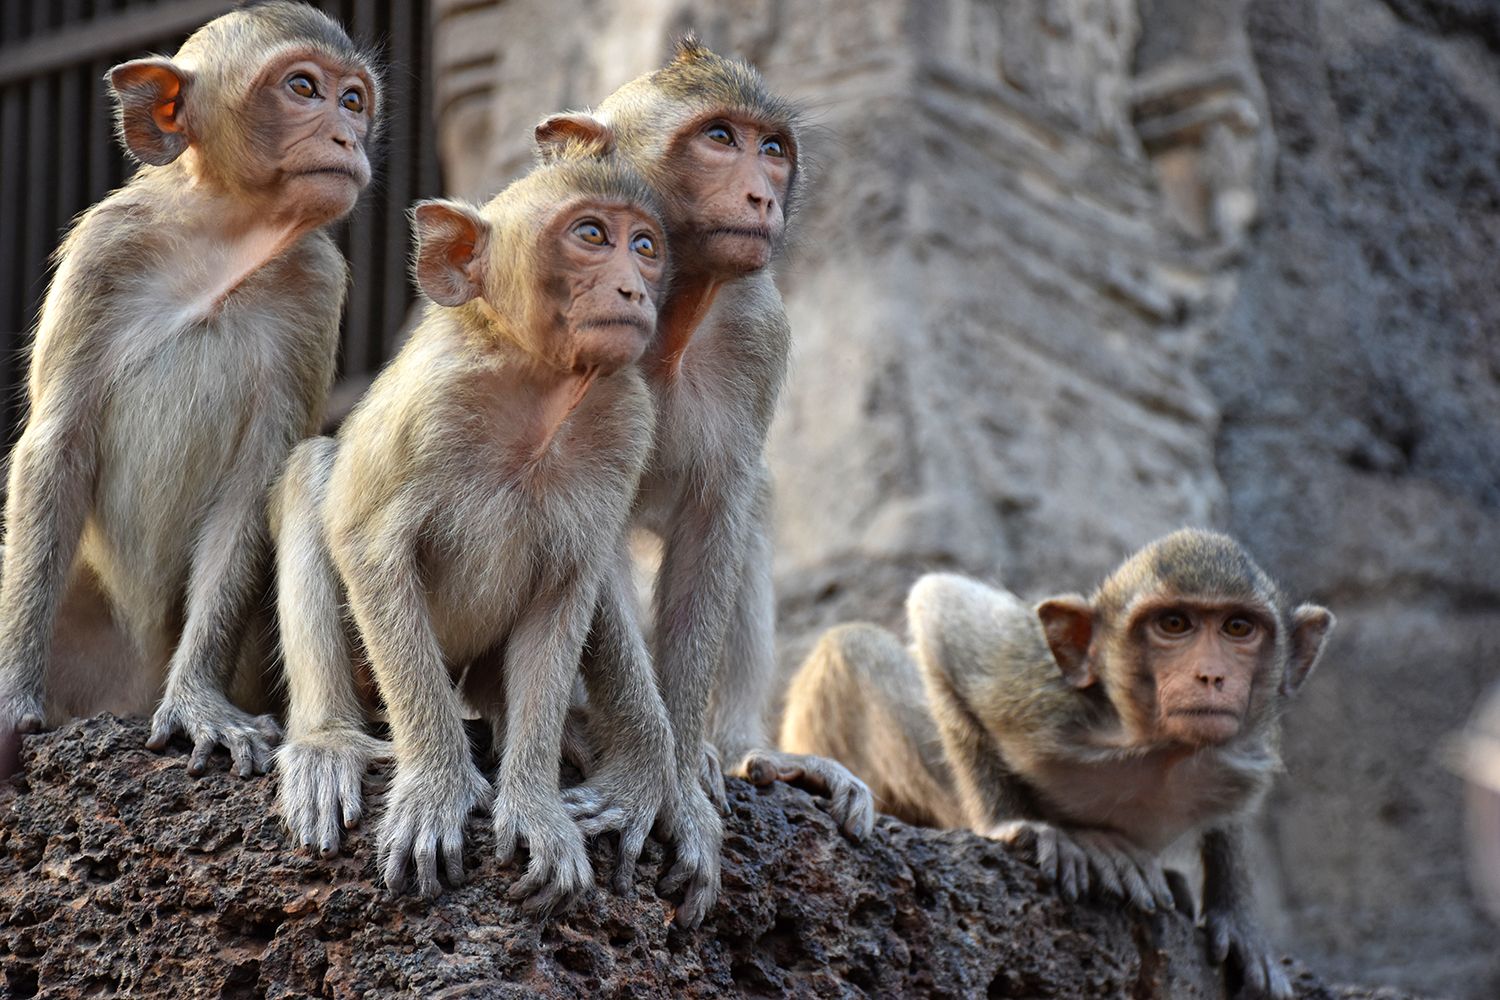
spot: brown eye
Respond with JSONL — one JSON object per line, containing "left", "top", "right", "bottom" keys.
{"left": 340, "top": 88, "right": 364, "bottom": 114}
{"left": 573, "top": 220, "right": 607, "bottom": 246}
{"left": 704, "top": 123, "right": 734, "bottom": 146}
{"left": 1157, "top": 613, "right": 1192, "bottom": 636}
{"left": 288, "top": 74, "right": 317, "bottom": 98}
{"left": 761, "top": 135, "right": 786, "bottom": 157}
{"left": 1223, "top": 617, "right": 1255, "bottom": 639}
{"left": 630, "top": 232, "right": 658, "bottom": 259}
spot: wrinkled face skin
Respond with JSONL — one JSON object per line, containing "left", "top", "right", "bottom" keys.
{"left": 662, "top": 112, "right": 794, "bottom": 276}
{"left": 539, "top": 198, "right": 666, "bottom": 374}
{"left": 1135, "top": 600, "right": 1274, "bottom": 747}
{"left": 240, "top": 49, "right": 375, "bottom": 223}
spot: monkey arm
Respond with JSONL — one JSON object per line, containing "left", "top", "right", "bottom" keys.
{"left": 0, "top": 402, "right": 99, "bottom": 730}
{"left": 1201, "top": 823, "right": 1292, "bottom": 1000}
{"left": 707, "top": 465, "right": 775, "bottom": 766}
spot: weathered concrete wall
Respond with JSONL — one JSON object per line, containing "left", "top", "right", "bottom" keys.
{"left": 431, "top": 1, "right": 1499, "bottom": 996}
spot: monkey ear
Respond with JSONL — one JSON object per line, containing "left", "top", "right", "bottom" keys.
{"left": 534, "top": 113, "right": 615, "bottom": 161}
{"left": 107, "top": 58, "right": 191, "bottom": 166}
{"left": 1036, "top": 596, "right": 1097, "bottom": 689}
{"left": 412, "top": 200, "right": 490, "bottom": 308}
{"left": 1282, "top": 604, "right": 1335, "bottom": 697}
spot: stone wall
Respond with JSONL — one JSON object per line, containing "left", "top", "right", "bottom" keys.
{"left": 430, "top": 1, "right": 1500, "bottom": 996}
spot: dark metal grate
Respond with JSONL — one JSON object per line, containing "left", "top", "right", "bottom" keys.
{"left": 0, "top": 0, "right": 441, "bottom": 438}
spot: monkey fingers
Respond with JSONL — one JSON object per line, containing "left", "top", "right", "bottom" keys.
{"left": 739, "top": 748, "right": 876, "bottom": 839}
{"left": 147, "top": 691, "right": 282, "bottom": 778}
{"left": 699, "top": 741, "right": 729, "bottom": 814}
{"left": 494, "top": 799, "right": 594, "bottom": 915}
{"left": 1075, "top": 831, "right": 1173, "bottom": 913}
{"left": 562, "top": 780, "right": 658, "bottom": 895}
{"left": 1204, "top": 909, "right": 1293, "bottom": 1000}
{"left": 377, "top": 762, "right": 487, "bottom": 896}
{"left": 990, "top": 820, "right": 1091, "bottom": 901}
{"left": 658, "top": 784, "right": 723, "bottom": 929}
{"left": 276, "top": 731, "right": 390, "bottom": 856}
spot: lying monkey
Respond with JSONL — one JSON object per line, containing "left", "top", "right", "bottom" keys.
{"left": 782, "top": 528, "right": 1334, "bottom": 1000}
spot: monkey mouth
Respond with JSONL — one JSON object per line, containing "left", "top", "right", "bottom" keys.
{"left": 1168, "top": 708, "right": 1242, "bottom": 719}
{"left": 578, "top": 316, "right": 650, "bottom": 333}
{"left": 297, "top": 167, "right": 360, "bottom": 180}
{"left": 707, "top": 225, "right": 773, "bottom": 242}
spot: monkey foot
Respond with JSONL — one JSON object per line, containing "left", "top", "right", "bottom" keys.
{"left": 1205, "top": 907, "right": 1294, "bottom": 1000}
{"left": 494, "top": 794, "right": 594, "bottom": 915}
{"left": 377, "top": 760, "right": 489, "bottom": 897}
{"left": 563, "top": 771, "right": 666, "bottom": 896}
{"left": 0, "top": 690, "right": 44, "bottom": 779}
{"left": 276, "top": 729, "right": 391, "bottom": 857}
{"left": 147, "top": 692, "right": 281, "bottom": 778}
{"left": 739, "top": 748, "right": 876, "bottom": 840}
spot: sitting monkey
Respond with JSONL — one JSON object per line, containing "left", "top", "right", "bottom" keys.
{"left": 271, "top": 152, "right": 676, "bottom": 912}
{"left": 782, "top": 529, "right": 1334, "bottom": 1000}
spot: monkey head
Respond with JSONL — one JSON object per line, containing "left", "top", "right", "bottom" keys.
{"left": 1036, "top": 529, "right": 1335, "bottom": 750}
{"left": 535, "top": 35, "right": 801, "bottom": 279}
{"left": 410, "top": 159, "right": 668, "bottom": 377}
{"left": 106, "top": 1, "right": 380, "bottom": 225}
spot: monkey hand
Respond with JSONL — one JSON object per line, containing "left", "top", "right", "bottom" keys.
{"left": 493, "top": 790, "right": 594, "bottom": 915}
{"left": 1204, "top": 905, "right": 1293, "bottom": 1000}
{"left": 657, "top": 778, "right": 722, "bottom": 929}
{"left": 276, "top": 727, "right": 392, "bottom": 857}
{"left": 699, "top": 740, "right": 729, "bottom": 814}
{"left": 377, "top": 759, "right": 488, "bottom": 897}
{"left": 0, "top": 687, "right": 45, "bottom": 779}
{"left": 739, "top": 748, "right": 876, "bottom": 840}
{"left": 990, "top": 820, "right": 1170, "bottom": 912}
{"left": 147, "top": 687, "right": 282, "bottom": 778}
{"left": 562, "top": 763, "right": 669, "bottom": 896}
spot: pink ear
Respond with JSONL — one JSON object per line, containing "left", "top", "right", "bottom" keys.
{"left": 534, "top": 113, "right": 615, "bottom": 161}
{"left": 411, "top": 200, "right": 489, "bottom": 307}
{"left": 107, "top": 58, "right": 190, "bottom": 165}
{"left": 1036, "top": 595, "right": 1097, "bottom": 689}
{"left": 1282, "top": 604, "right": 1335, "bottom": 697}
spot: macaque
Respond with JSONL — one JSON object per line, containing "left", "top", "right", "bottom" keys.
{"left": 533, "top": 36, "right": 874, "bottom": 929}
{"left": 0, "top": 2, "right": 378, "bottom": 779}
{"left": 782, "top": 529, "right": 1335, "bottom": 1000}
{"left": 272, "top": 154, "right": 675, "bottom": 913}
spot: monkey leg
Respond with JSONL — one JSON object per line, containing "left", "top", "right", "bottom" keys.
{"left": 777, "top": 623, "right": 963, "bottom": 833}
{"left": 1202, "top": 824, "right": 1293, "bottom": 1000}
{"left": 563, "top": 550, "right": 674, "bottom": 895}
{"left": 271, "top": 438, "right": 389, "bottom": 856}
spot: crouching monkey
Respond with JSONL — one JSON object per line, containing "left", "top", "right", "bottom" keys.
{"left": 0, "top": 2, "right": 379, "bottom": 778}
{"left": 272, "top": 153, "right": 677, "bottom": 913}
{"left": 534, "top": 36, "right": 875, "bottom": 929}
{"left": 782, "top": 529, "right": 1335, "bottom": 1000}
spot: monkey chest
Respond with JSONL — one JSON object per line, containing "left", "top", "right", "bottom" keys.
{"left": 1029, "top": 754, "right": 1258, "bottom": 854}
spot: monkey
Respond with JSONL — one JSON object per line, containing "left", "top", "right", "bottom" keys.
{"left": 271, "top": 152, "right": 677, "bottom": 912}
{"left": 532, "top": 36, "right": 875, "bottom": 929}
{"left": 0, "top": 2, "right": 379, "bottom": 780}
{"left": 781, "top": 529, "right": 1335, "bottom": 1000}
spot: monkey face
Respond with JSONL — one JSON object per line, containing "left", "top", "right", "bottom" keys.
{"left": 236, "top": 50, "right": 376, "bottom": 223}
{"left": 541, "top": 199, "right": 666, "bottom": 375}
{"left": 1137, "top": 602, "right": 1272, "bottom": 747}
{"left": 664, "top": 113, "right": 794, "bottom": 275}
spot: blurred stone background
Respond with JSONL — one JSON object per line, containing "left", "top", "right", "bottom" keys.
{"left": 432, "top": 0, "right": 1500, "bottom": 996}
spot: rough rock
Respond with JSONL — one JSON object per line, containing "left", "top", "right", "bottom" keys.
{"left": 0, "top": 717, "right": 1426, "bottom": 999}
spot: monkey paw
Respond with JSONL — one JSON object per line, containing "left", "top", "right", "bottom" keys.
{"left": 493, "top": 794, "right": 593, "bottom": 915}
{"left": 563, "top": 767, "right": 668, "bottom": 895}
{"left": 739, "top": 748, "right": 876, "bottom": 840}
{"left": 1204, "top": 907, "right": 1293, "bottom": 1000}
{"left": 0, "top": 688, "right": 45, "bottom": 779}
{"left": 699, "top": 741, "right": 729, "bottom": 814}
{"left": 658, "top": 781, "right": 723, "bottom": 929}
{"left": 990, "top": 819, "right": 1170, "bottom": 911}
{"left": 276, "top": 728, "right": 392, "bottom": 857}
{"left": 147, "top": 690, "right": 281, "bottom": 778}
{"left": 377, "top": 760, "right": 488, "bottom": 897}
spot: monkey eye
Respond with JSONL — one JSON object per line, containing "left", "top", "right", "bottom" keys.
{"left": 573, "top": 220, "right": 608, "bottom": 246}
{"left": 630, "top": 232, "right": 658, "bottom": 259}
{"left": 704, "top": 122, "right": 735, "bottom": 146}
{"left": 288, "top": 73, "right": 318, "bottom": 99}
{"left": 1222, "top": 617, "right": 1256, "bottom": 639}
{"left": 340, "top": 88, "right": 365, "bottom": 114}
{"left": 1156, "top": 612, "right": 1192, "bottom": 636}
{"left": 761, "top": 135, "right": 786, "bottom": 158}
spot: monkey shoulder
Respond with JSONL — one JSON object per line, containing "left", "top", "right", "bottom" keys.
{"left": 907, "top": 573, "right": 1050, "bottom": 673}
